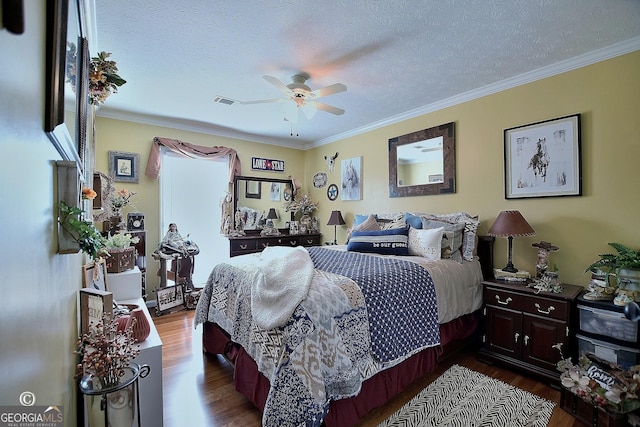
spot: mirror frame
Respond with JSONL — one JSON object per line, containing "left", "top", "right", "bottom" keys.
{"left": 388, "top": 122, "right": 456, "bottom": 197}
{"left": 233, "top": 175, "right": 293, "bottom": 234}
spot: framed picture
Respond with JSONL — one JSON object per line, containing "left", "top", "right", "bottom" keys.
{"left": 429, "top": 174, "right": 443, "bottom": 183}
{"left": 341, "top": 157, "right": 362, "bottom": 200}
{"left": 289, "top": 221, "right": 299, "bottom": 235}
{"left": 504, "top": 114, "right": 581, "bottom": 199}
{"left": 155, "top": 285, "right": 185, "bottom": 316}
{"left": 45, "top": 0, "right": 89, "bottom": 177}
{"left": 269, "top": 182, "right": 281, "bottom": 201}
{"left": 79, "top": 288, "right": 113, "bottom": 336}
{"left": 109, "top": 151, "right": 140, "bottom": 183}
{"left": 245, "top": 180, "right": 261, "bottom": 199}
{"left": 82, "top": 259, "right": 109, "bottom": 292}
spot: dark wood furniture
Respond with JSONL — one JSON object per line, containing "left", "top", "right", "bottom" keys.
{"left": 128, "top": 230, "right": 147, "bottom": 298}
{"left": 478, "top": 278, "right": 582, "bottom": 383}
{"left": 228, "top": 232, "right": 321, "bottom": 257}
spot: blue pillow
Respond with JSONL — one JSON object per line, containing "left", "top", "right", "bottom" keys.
{"left": 347, "top": 226, "right": 409, "bottom": 256}
{"left": 404, "top": 212, "right": 423, "bottom": 229}
{"left": 354, "top": 213, "right": 377, "bottom": 226}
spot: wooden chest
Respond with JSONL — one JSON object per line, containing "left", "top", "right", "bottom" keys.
{"left": 560, "top": 389, "right": 630, "bottom": 427}
{"left": 105, "top": 246, "right": 136, "bottom": 273}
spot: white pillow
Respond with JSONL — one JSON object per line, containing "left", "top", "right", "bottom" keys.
{"left": 408, "top": 227, "right": 444, "bottom": 260}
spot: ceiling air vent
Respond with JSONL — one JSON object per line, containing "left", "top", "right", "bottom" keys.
{"left": 214, "top": 96, "right": 236, "bottom": 105}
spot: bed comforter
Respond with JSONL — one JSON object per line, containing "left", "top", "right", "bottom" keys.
{"left": 194, "top": 246, "right": 483, "bottom": 426}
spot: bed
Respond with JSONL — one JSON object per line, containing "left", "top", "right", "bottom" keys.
{"left": 195, "top": 212, "right": 494, "bottom": 427}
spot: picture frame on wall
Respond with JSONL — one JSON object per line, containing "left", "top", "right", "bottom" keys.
{"left": 504, "top": 114, "right": 582, "bottom": 199}
{"left": 340, "top": 157, "right": 362, "bottom": 201}
{"left": 82, "top": 259, "right": 108, "bottom": 292}
{"left": 109, "top": 150, "right": 140, "bottom": 183}
{"left": 45, "top": 0, "right": 89, "bottom": 177}
{"left": 79, "top": 288, "right": 113, "bottom": 336}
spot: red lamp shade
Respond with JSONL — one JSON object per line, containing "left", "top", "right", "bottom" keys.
{"left": 487, "top": 210, "right": 535, "bottom": 273}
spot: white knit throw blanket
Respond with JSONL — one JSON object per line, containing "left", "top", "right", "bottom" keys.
{"left": 227, "top": 246, "right": 314, "bottom": 330}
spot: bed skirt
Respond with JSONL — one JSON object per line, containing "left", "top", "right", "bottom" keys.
{"left": 202, "top": 310, "right": 479, "bottom": 427}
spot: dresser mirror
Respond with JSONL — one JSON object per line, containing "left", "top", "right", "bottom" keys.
{"left": 388, "top": 122, "right": 456, "bottom": 197}
{"left": 234, "top": 175, "right": 293, "bottom": 233}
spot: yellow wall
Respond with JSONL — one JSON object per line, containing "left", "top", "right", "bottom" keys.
{"left": 96, "top": 51, "right": 640, "bottom": 290}
{"left": 93, "top": 117, "right": 305, "bottom": 293}
{"left": 307, "top": 51, "right": 640, "bottom": 286}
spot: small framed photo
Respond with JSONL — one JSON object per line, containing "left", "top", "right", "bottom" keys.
{"left": 245, "top": 180, "right": 261, "bottom": 199}
{"left": 82, "top": 259, "right": 109, "bottom": 292}
{"left": 504, "top": 114, "right": 581, "bottom": 199}
{"left": 289, "top": 221, "right": 299, "bottom": 235}
{"left": 155, "top": 285, "right": 185, "bottom": 316}
{"left": 109, "top": 150, "right": 140, "bottom": 183}
{"left": 270, "top": 182, "right": 281, "bottom": 201}
{"left": 79, "top": 289, "right": 113, "bottom": 336}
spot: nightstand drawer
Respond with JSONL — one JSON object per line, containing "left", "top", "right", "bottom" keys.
{"left": 484, "top": 287, "right": 569, "bottom": 321}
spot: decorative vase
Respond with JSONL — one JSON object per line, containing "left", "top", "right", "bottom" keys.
{"left": 86, "top": 382, "right": 135, "bottom": 427}
{"left": 129, "top": 307, "right": 151, "bottom": 343}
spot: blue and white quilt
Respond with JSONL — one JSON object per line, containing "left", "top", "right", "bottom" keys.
{"left": 194, "top": 247, "right": 440, "bottom": 427}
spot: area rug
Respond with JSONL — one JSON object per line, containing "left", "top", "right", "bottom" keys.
{"left": 378, "top": 364, "right": 555, "bottom": 427}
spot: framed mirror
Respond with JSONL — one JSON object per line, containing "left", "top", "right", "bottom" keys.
{"left": 388, "top": 122, "right": 455, "bottom": 197}
{"left": 233, "top": 175, "right": 294, "bottom": 233}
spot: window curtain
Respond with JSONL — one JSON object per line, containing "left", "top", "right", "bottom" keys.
{"left": 145, "top": 136, "right": 241, "bottom": 182}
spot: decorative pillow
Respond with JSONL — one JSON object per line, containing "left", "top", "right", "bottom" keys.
{"left": 408, "top": 227, "right": 444, "bottom": 260}
{"left": 346, "top": 214, "right": 381, "bottom": 242}
{"left": 404, "top": 212, "right": 423, "bottom": 229}
{"left": 347, "top": 226, "right": 409, "bottom": 256}
{"left": 422, "top": 219, "right": 464, "bottom": 263}
{"left": 421, "top": 212, "right": 479, "bottom": 261}
{"left": 354, "top": 213, "right": 377, "bottom": 226}
{"left": 377, "top": 213, "right": 406, "bottom": 230}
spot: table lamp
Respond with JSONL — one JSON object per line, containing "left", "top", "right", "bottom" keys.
{"left": 327, "top": 210, "right": 346, "bottom": 245}
{"left": 261, "top": 208, "right": 280, "bottom": 236}
{"left": 487, "top": 210, "right": 535, "bottom": 273}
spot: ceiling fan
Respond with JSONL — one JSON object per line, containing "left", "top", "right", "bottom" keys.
{"left": 214, "top": 72, "right": 347, "bottom": 120}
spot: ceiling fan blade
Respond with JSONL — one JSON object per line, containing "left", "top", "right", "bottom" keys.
{"left": 315, "top": 101, "right": 345, "bottom": 116}
{"left": 263, "top": 75, "right": 292, "bottom": 95}
{"left": 214, "top": 95, "right": 283, "bottom": 106}
{"left": 237, "top": 98, "right": 284, "bottom": 105}
{"left": 310, "top": 83, "right": 347, "bottom": 98}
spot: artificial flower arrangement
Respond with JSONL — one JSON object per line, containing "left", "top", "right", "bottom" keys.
{"left": 75, "top": 313, "right": 139, "bottom": 389}
{"left": 283, "top": 193, "right": 318, "bottom": 216}
{"left": 110, "top": 188, "right": 137, "bottom": 212}
{"left": 66, "top": 44, "right": 126, "bottom": 105}
{"left": 554, "top": 343, "right": 640, "bottom": 424}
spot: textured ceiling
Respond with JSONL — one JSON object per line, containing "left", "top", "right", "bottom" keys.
{"left": 93, "top": 0, "right": 640, "bottom": 149}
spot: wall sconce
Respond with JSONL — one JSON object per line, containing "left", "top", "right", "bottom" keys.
{"left": 487, "top": 210, "right": 535, "bottom": 273}
{"left": 327, "top": 210, "right": 346, "bottom": 245}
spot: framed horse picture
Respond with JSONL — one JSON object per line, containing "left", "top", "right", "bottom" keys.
{"left": 503, "top": 114, "right": 582, "bottom": 199}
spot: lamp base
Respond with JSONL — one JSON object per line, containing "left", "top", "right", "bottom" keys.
{"left": 501, "top": 264, "right": 518, "bottom": 273}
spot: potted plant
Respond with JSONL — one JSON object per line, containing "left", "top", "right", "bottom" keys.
{"left": 103, "top": 232, "right": 140, "bottom": 273}
{"left": 585, "top": 243, "right": 640, "bottom": 305}
{"left": 58, "top": 201, "right": 107, "bottom": 260}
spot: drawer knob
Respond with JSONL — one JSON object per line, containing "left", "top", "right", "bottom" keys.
{"left": 495, "top": 295, "right": 512, "bottom": 305}
{"left": 240, "top": 244, "right": 247, "bottom": 249}
{"left": 535, "top": 302, "right": 555, "bottom": 315}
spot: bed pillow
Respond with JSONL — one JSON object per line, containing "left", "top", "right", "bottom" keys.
{"left": 422, "top": 219, "right": 464, "bottom": 263}
{"left": 347, "top": 226, "right": 409, "bottom": 256}
{"left": 354, "top": 213, "right": 377, "bottom": 226}
{"left": 377, "top": 213, "right": 406, "bottom": 230}
{"left": 404, "top": 212, "right": 423, "bottom": 229}
{"left": 346, "top": 214, "right": 381, "bottom": 242}
{"left": 421, "top": 212, "right": 479, "bottom": 261}
{"left": 408, "top": 227, "right": 444, "bottom": 260}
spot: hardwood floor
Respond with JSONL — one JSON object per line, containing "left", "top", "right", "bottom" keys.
{"left": 153, "top": 309, "right": 582, "bottom": 426}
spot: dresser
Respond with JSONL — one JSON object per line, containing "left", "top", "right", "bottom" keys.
{"left": 228, "top": 233, "right": 321, "bottom": 257}
{"left": 478, "top": 279, "right": 583, "bottom": 383}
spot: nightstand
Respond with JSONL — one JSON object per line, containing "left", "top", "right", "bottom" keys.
{"left": 478, "top": 278, "right": 583, "bottom": 383}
